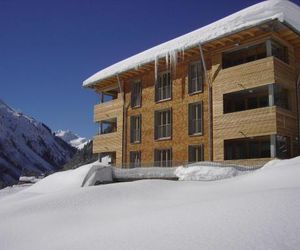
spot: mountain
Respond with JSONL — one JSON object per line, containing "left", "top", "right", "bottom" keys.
{"left": 54, "top": 130, "right": 88, "bottom": 149}
{"left": 62, "top": 140, "right": 98, "bottom": 170}
{"left": 0, "top": 99, "right": 76, "bottom": 187}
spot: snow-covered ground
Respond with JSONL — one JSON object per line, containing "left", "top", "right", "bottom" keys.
{"left": 0, "top": 157, "right": 300, "bottom": 250}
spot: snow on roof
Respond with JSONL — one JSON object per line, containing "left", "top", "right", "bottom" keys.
{"left": 83, "top": 0, "right": 300, "bottom": 87}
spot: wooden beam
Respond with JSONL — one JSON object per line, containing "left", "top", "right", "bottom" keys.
{"left": 222, "top": 37, "right": 235, "bottom": 43}
{"left": 233, "top": 33, "right": 244, "bottom": 39}
{"left": 244, "top": 31, "right": 256, "bottom": 37}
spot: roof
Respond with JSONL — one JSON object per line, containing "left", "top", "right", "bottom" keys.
{"left": 83, "top": 0, "right": 300, "bottom": 87}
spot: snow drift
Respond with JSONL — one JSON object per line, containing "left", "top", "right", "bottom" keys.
{"left": 0, "top": 157, "right": 300, "bottom": 250}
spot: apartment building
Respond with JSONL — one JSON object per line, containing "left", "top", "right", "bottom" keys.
{"left": 83, "top": 0, "right": 300, "bottom": 167}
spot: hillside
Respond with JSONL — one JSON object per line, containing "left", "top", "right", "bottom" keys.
{"left": 0, "top": 99, "right": 76, "bottom": 186}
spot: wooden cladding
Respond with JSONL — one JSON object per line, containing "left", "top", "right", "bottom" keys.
{"left": 91, "top": 28, "right": 300, "bottom": 166}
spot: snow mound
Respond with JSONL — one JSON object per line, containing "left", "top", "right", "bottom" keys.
{"left": 1, "top": 157, "right": 300, "bottom": 250}
{"left": 175, "top": 165, "right": 249, "bottom": 181}
{"left": 83, "top": 0, "right": 300, "bottom": 86}
{"left": 23, "top": 161, "right": 98, "bottom": 194}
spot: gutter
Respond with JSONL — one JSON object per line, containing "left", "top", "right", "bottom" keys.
{"left": 199, "top": 44, "right": 213, "bottom": 161}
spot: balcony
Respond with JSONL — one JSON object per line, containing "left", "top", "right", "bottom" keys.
{"left": 93, "top": 91, "right": 124, "bottom": 164}
{"left": 94, "top": 96, "right": 123, "bottom": 122}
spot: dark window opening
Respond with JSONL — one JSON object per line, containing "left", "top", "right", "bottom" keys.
{"left": 188, "top": 102, "right": 203, "bottom": 135}
{"left": 223, "top": 85, "right": 269, "bottom": 114}
{"left": 274, "top": 85, "right": 289, "bottom": 110}
{"left": 223, "top": 42, "right": 267, "bottom": 69}
{"left": 154, "top": 149, "right": 172, "bottom": 167}
{"left": 154, "top": 109, "right": 172, "bottom": 139}
{"left": 222, "top": 40, "right": 288, "bottom": 69}
{"left": 271, "top": 40, "right": 289, "bottom": 64}
{"left": 188, "top": 145, "right": 204, "bottom": 163}
{"left": 129, "top": 151, "right": 141, "bottom": 168}
{"left": 100, "top": 89, "right": 119, "bottom": 103}
{"left": 188, "top": 61, "right": 203, "bottom": 94}
{"left": 131, "top": 81, "right": 141, "bottom": 108}
{"left": 155, "top": 71, "right": 171, "bottom": 101}
{"left": 224, "top": 136, "right": 270, "bottom": 160}
{"left": 130, "top": 115, "right": 141, "bottom": 143}
{"left": 99, "top": 118, "right": 117, "bottom": 135}
{"left": 276, "top": 135, "right": 291, "bottom": 159}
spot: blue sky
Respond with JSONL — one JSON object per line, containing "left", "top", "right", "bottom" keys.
{"left": 1, "top": 0, "right": 299, "bottom": 138}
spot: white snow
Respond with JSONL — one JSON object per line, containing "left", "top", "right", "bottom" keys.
{"left": 54, "top": 129, "right": 88, "bottom": 149}
{"left": 19, "top": 176, "right": 40, "bottom": 183}
{"left": 1, "top": 157, "right": 300, "bottom": 250}
{"left": 22, "top": 161, "right": 97, "bottom": 194}
{"left": 175, "top": 165, "right": 249, "bottom": 181}
{"left": 83, "top": 0, "right": 300, "bottom": 87}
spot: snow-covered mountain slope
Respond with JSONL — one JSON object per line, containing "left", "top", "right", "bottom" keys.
{"left": 1, "top": 157, "right": 300, "bottom": 250}
{"left": 54, "top": 130, "right": 88, "bottom": 149}
{"left": 0, "top": 99, "right": 76, "bottom": 186}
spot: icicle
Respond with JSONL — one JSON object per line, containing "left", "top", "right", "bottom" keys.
{"left": 169, "top": 49, "right": 177, "bottom": 74}
{"left": 154, "top": 56, "right": 158, "bottom": 83}
{"left": 181, "top": 47, "right": 185, "bottom": 61}
{"left": 165, "top": 53, "right": 169, "bottom": 69}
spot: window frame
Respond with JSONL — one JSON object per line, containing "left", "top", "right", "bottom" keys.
{"left": 154, "top": 108, "right": 172, "bottom": 140}
{"left": 129, "top": 151, "right": 141, "bottom": 168}
{"left": 188, "top": 144, "right": 204, "bottom": 163}
{"left": 155, "top": 70, "right": 172, "bottom": 102}
{"left": 131, "top": 80, "right": 142, "bottom": 108}
{"left": 130, "top": 115, "right": 141, "bottom": 144}
{"left": 188, "top": 102, "right": 203, "bottom": 136}
{"left": 188, "top": 61, "right": 204, "bottom": 95}
{"left": 154, "top": 148, "right": 172, "bottom": 167}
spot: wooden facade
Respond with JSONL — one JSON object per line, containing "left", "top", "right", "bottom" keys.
{"left": 89, "top": 20, "right": 300, "bottom": 166}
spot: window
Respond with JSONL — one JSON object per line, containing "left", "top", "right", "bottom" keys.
{"left": 130, "top": 115, "right": 141, "bottom": 143}
{"left": 154, "top": 109, "right": 172, "bottom": 139}
{"left": 154, "top": 149, "right": 172, "bottom": 167}
{"left": 155, "top": 71, "right": 171, "bottom": 102}
{"left": 99, "top": 118, "right": 117, "bottom": 135}
{"left": 131, "top": 81, "right": 141, "bottom": 108}
{"left": 223, "top": 85, "right": 269, "bottom": 114}
{"left": 276, "top": 135, "right": 291, "bottom": 159}
{"left": 223, "top": 42, "right": 267, "bottom": 69}
{"left": 129, "top": 151, "right": 141, "bottom": 168}
{"left": 188, "top": 145, "right": 204, "bottom": 163}
{"left": 222, "top": 39, "right": 289, "bottom": 69}
{"left": 271, "top": 40, "right": 289, "bottom": 64}
{"left": 274, "top": 85, "right": 289, "bottom": 110}
{"left": 224, "top": 136, "right": 270, "bottom": 160}
{"left": 188, "top": 102, "right": 203, "bottom": 135}
{"left": 188, "top": 61, "right": 203, "bottom": 94}
{"left": 100, "top": 89, "right": 119, "bottom": 103}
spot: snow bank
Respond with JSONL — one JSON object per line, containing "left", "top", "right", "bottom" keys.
{"left": 22, "top": 161, "right": 98, "bottom": 194}
{"left": 175, "top": 165, "right": 250, "bottom": 181}
{"left": 1, "top": 157, "right": 300, "bottom": 250}
{"left": 83, "top": 0, "right": 300, "bottom": 87}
